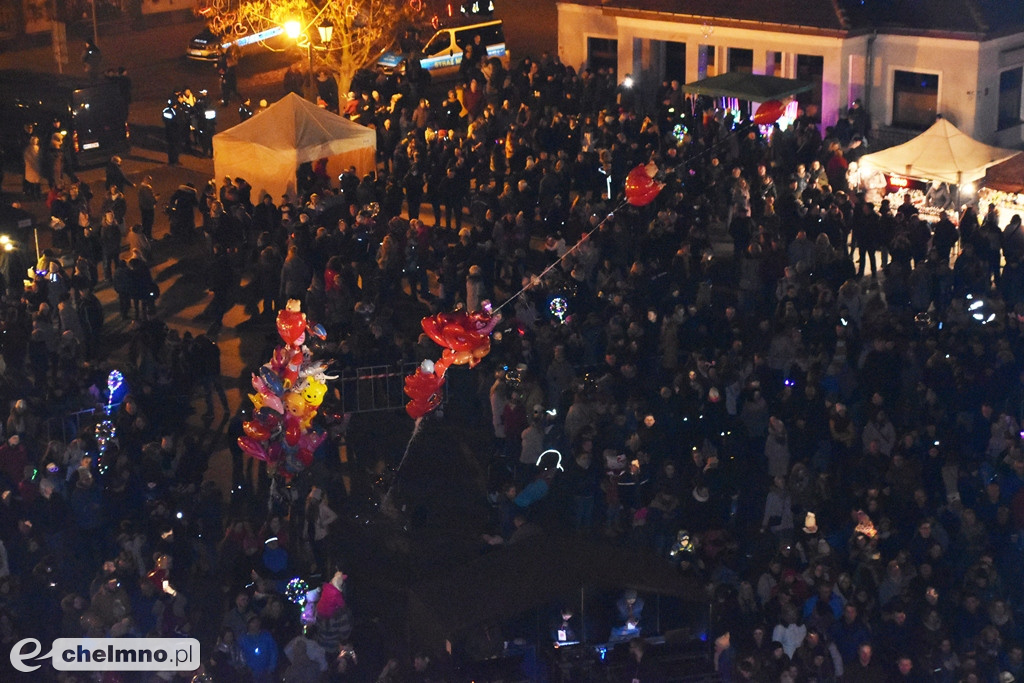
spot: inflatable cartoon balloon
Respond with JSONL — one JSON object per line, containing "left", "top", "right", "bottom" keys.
{"left": 242, "top": 301, "right": 336, "bottom": 478}
{"left": 405, "top": 304, "right": 501, "bottom": 418}
{"left": 238, "top": 436, "right": 269, "bottom": 461}
{"left": 624, "top": 164, "right": 663, "bottom": 206}
{"left": 243, "top": 420, "right": 271, "bottom": 441}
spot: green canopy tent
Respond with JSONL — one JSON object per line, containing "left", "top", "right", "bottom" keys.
{"left": 682, "top": 72, "right": 813, "bottom": 101}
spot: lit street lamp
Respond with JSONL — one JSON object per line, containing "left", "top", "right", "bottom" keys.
{"left": 318, "top": 21, "right": 334, "bottom": 45}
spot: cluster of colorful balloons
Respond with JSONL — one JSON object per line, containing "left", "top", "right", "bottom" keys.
{"left": 237, "top": 300, "right": 336, "bottom": 476}
{"left": 404, "top": 302, "right": 500, "bottom": 418}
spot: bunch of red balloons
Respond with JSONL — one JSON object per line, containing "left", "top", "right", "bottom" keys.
{"left": 404, "top": 304, "right": 500, "bottom": 418}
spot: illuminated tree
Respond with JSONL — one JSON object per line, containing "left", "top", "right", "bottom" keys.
{"left": 198, "top": 0, "right": 422, "bottom": 94}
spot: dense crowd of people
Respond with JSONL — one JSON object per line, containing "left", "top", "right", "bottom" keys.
{"left": 3, "top": 27, "right": 1024, "bottom": 682}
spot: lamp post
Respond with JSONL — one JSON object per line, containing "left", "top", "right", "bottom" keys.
{"left": 287, "top": 19, "right": 334, "bottom": 103}
{"left": 312, "top": 21, "right": 333, "bottom": 103}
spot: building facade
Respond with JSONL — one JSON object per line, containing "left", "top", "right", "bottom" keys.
{"left": 557, "top": 0, "right": 1024, "bottom": 148}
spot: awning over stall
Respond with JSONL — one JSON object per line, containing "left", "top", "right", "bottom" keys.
{"left": 682, "top": 72, "right": 813, "bottom": 101}
{"left": 859, "top": 117, "right": 1019, "bottom": 185}
{"left": 985, "top": 152, "right": 1024, "bottom": 193}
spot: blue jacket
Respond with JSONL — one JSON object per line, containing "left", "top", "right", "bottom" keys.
{"left": 239, "top": 629, "right": 278, "bottom": 674}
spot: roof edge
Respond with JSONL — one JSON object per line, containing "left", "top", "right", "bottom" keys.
{"left": 601, "top": 6, "right": 849, "bottom": 38}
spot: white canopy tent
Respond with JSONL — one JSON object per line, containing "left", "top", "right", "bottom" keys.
{"left": 213, "top": 93, "right": 377, "bottom": 202}
{"left": 859, "top": 117, "right": 1020, "bottom": 185}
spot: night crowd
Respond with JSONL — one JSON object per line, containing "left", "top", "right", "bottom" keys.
{"left": 2, "top": 28, "right": 1024, "bottom": 683}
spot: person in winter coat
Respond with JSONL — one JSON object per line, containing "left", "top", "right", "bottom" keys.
{"left": 209, "top": 627, "right": 246, "bottom": 681}
{"left": 253, "top": 246, "right": 283, "bottom": 319}
{"left": 99, "top": 210, "right": 123, "bottom": 281}
{"left": 23, "top": 137, "right": 43, "bottom": 199}
{"left": 167, "top": 183, "right": 199, "bottom": 241}
{"left": 305, "top": 487, "right": 337, "bottom": 571}
{"left": 280, "top": 245, "right": 313, "bottom": 303}
{"left": 238, "top": 616, "right": 278, "bottom": 683}
{"left": 104, "top": 156, "right": 134, "bottom": 192}
{"left": 314, "top": 569, "right": 353, "bottom": 658}
{"left": 765, "top": 416, "right": 791, "bottom": 479}
{"left": 127, "top": 224, "right": 151, "bottom": 263}
{"left": 466, "top": 264, "right": 487, "bottom": 312}
{"left": 111, "top": 257, "right": 132, "bottom": 320}
{"left": 137, "top": 176, "right": 158, "bottom": 239}
{"left": 762, "top": 475, "right": 795, "bottom": 541}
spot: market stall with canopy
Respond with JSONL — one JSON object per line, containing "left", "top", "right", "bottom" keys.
{"left": 859, "top": 117, "right": 1019, "bottom": 185}
{"left": 858, "top": 117, "right": 1020, "bottom": 222}
{"left": 682, "top": 72, "right": 813, "bottom": 128}
{"left": 213, "top": 92, "right": 377, "bottom": 202}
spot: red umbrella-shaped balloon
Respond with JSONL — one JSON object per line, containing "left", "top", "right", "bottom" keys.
{"left": 752, "top": 99, "right": 786, "bottom": 126}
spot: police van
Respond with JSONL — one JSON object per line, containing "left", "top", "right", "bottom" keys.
{"left": 377, "top": 19, "right": 509, "bottom": 82}
{"left": 0, "top": 70, "right": 129, "bottom": 168}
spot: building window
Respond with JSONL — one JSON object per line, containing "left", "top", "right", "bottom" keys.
{"left": 664, "top": 41, "right": 686, "bottom": 83}
{"left": 892, "top": 70, "right": 938, "bottom": 130}
{"left": 729, "top": 47, "right": 752, "bottom": 73}
{"left": 999, "top": 67, "right": 1023, "bottom": 130}
{"left": 796, "top": 54, "right": 823, "bottom": 123}
{"left": 587, "top": 37, "right": 617, "bottom": 73}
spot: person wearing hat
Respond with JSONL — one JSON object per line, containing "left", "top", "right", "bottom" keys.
{"left": 315, "top": 569, "right": 353, "bottom": 658}
{"left": 259, "top": 535, "right": 289, "bottom": 585}
{"left": 616, "top": 589, "right": 644, "bottom": 635}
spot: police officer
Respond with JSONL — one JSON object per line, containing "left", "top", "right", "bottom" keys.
{"left": 162, "top": 99, "right": 180, "bottom": 165}
{"left": 195, "top": 90, "right": 216, "bottom": 158}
